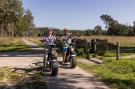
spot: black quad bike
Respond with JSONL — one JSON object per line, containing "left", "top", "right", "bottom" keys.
{"left": 64, "top": 43, "right": 77, "bottom": 68}
{"left": 43, "top": 44, "right": 58, "bottom": 76}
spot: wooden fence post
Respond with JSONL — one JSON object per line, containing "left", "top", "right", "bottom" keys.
{"left": 105, "top": 39, "right": 108, "bottom": 53}
{"left": 116, "top": 42, "right": 120, "bottom": 60}
{"left": 94, "top": 39, "right": 96, "bottom": 56}
{"left": 87, "top": 40, "right": 91, "bottom": 59}
{"left": 88, "top": 40, "right": 91, "bottom": 51}
{"left": 91, "top": 39, "right": 96, "bottom": 57}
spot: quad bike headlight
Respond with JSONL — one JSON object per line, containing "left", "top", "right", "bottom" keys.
{"left": 52, "top": 50, "right": 57, "bottom": 56}
{"left": 71, "top": 48, "right": 75, "bottom": 51}
{"left": 52, "top": 50, "right": 56, "bottom": 54}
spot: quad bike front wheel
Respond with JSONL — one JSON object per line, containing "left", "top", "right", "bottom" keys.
{"left": 70, "top": 57, "right": 77, "bottom": 68}
{"left": 50, "top": 61, "right": 58, "bottom": 76}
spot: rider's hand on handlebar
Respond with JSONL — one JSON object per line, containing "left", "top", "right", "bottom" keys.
{"left": 40, "top": 39, "right": 44, "bottom": 42}
{"left": 59, "top": 38, "right": 63, "bottom": 42}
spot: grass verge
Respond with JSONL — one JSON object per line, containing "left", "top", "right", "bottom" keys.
{"left": 78, "top": 59, "right": 135, "bottom": 89}
{"left": 0, "top": 37, "right": 30, "bottom": 52}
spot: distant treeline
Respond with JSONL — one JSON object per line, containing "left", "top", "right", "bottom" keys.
{"left": 36, "top": 26, "right": 104, "bottom": 37}
{"left": 36, "top": 15, "right": 135, "bottom": 37}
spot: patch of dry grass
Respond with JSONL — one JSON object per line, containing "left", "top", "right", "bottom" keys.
{"left": 79, "top": 36, "right": 135, "bottom": 47}
{"left": 0, "top": 67, "right": 46, "bottom": 89}
{"left": 0, "top": 67, "right": 25, "bottom": 85}
{"left": 0, "top": 37, "right": 29, "bottom": 52}
{"left": 26, "top": 37, "right": 42, "bottom": 46}
{"left": 25, "top": 36, "right": 135, "bottom": 47}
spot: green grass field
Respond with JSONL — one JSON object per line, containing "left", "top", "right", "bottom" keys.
{"left": 78, "top": 59, "right": 135, "bottom": 89}
{"left": 0, "top": 37, "right": 30, "bottom": 52}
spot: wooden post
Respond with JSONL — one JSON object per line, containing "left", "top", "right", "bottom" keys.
{"left": 87, "top": 40, "right": 91, "bottom": 60}
{"left": 88, "top": 40, "right": 91, "bottom": 51}
{"left": 91, "top": 39, "right": 96, "bottom": 56}
{"left": 105, "top": 39, "right": 108, "bottom": 53}
{"left": 93, "top": 39, "right": 96, "bottom": 55}
{"left": 43, "top": 48, "right": 46, "bottom": 68}
{"left": 116, "top": 42, "right": 120, "bottom": 60}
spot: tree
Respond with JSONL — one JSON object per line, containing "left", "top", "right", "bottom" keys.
{"left": 132, "top": 21, "right": 135, "bottom": 35}
{"left": 0, "top": 0, "right": 24, "bottom": 37}
{"left": 100, "top": 15, "right": 114, "bottom": 30}
{"left": 94, "top": 25, "right": 102, "bottom": 35}
{"left": 21, "top": 9, "right": 34, "bottom": 36}
{"left": 0, "top": 0, "right": 36, "bottom": 37}
{"left": 100, "top": 14, "right": 129, "bottom": 35}
{"left": 116, "top": 24, "right": 129, "bottom": 35}
{"left": 100, "top": 14, "right": 118, "bottom": 35}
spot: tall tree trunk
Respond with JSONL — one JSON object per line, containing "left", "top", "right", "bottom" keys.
{"left": 10, "top": 23, "right": 14, "bottom": 37}
{"left": 12, "top": 29, "right": 14, "bottom": 37}
{"left": 12, "top": 23, "right": 15, "bottom": 37}
{"left": 1, "top": 23, "right": 4, "bottom": 38}
{"left": 8, "top": 23, "right": 10, "bottom": 37}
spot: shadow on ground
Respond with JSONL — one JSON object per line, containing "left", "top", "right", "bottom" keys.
{"left": 0, "top": 66, "right": 47, "bottom": 89}
{"left": 45, "top": 62, "right": 108, "bottom": 89}
{"left": 46, "top": 73, "right": 108, "bottom": 89}
{"left": 0, "top": 46, "right": 44, "bottom": 57}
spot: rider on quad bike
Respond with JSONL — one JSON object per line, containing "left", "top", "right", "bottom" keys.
{"left": 43, "top": 28, "right": 56, "bottom": 47}
{"left": 60, "top": 28, "right": 73, "bottom": 64}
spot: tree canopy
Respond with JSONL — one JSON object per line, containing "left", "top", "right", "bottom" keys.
{"left": 0, "top": 0, "right": 35, "bottom": 37}
{"left": 100, "top": 14, "right": 135, "bottom": 36}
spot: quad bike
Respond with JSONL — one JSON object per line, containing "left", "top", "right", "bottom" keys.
{"left": 64, "top": 43, "right": 77, "bottom": 68}
{"left": 43, "top": 44, "right": 58, "bottom": 76}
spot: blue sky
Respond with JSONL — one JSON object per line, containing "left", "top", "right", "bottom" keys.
{"left": 22, "top": 0, "right": 135, "bottom": 29}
